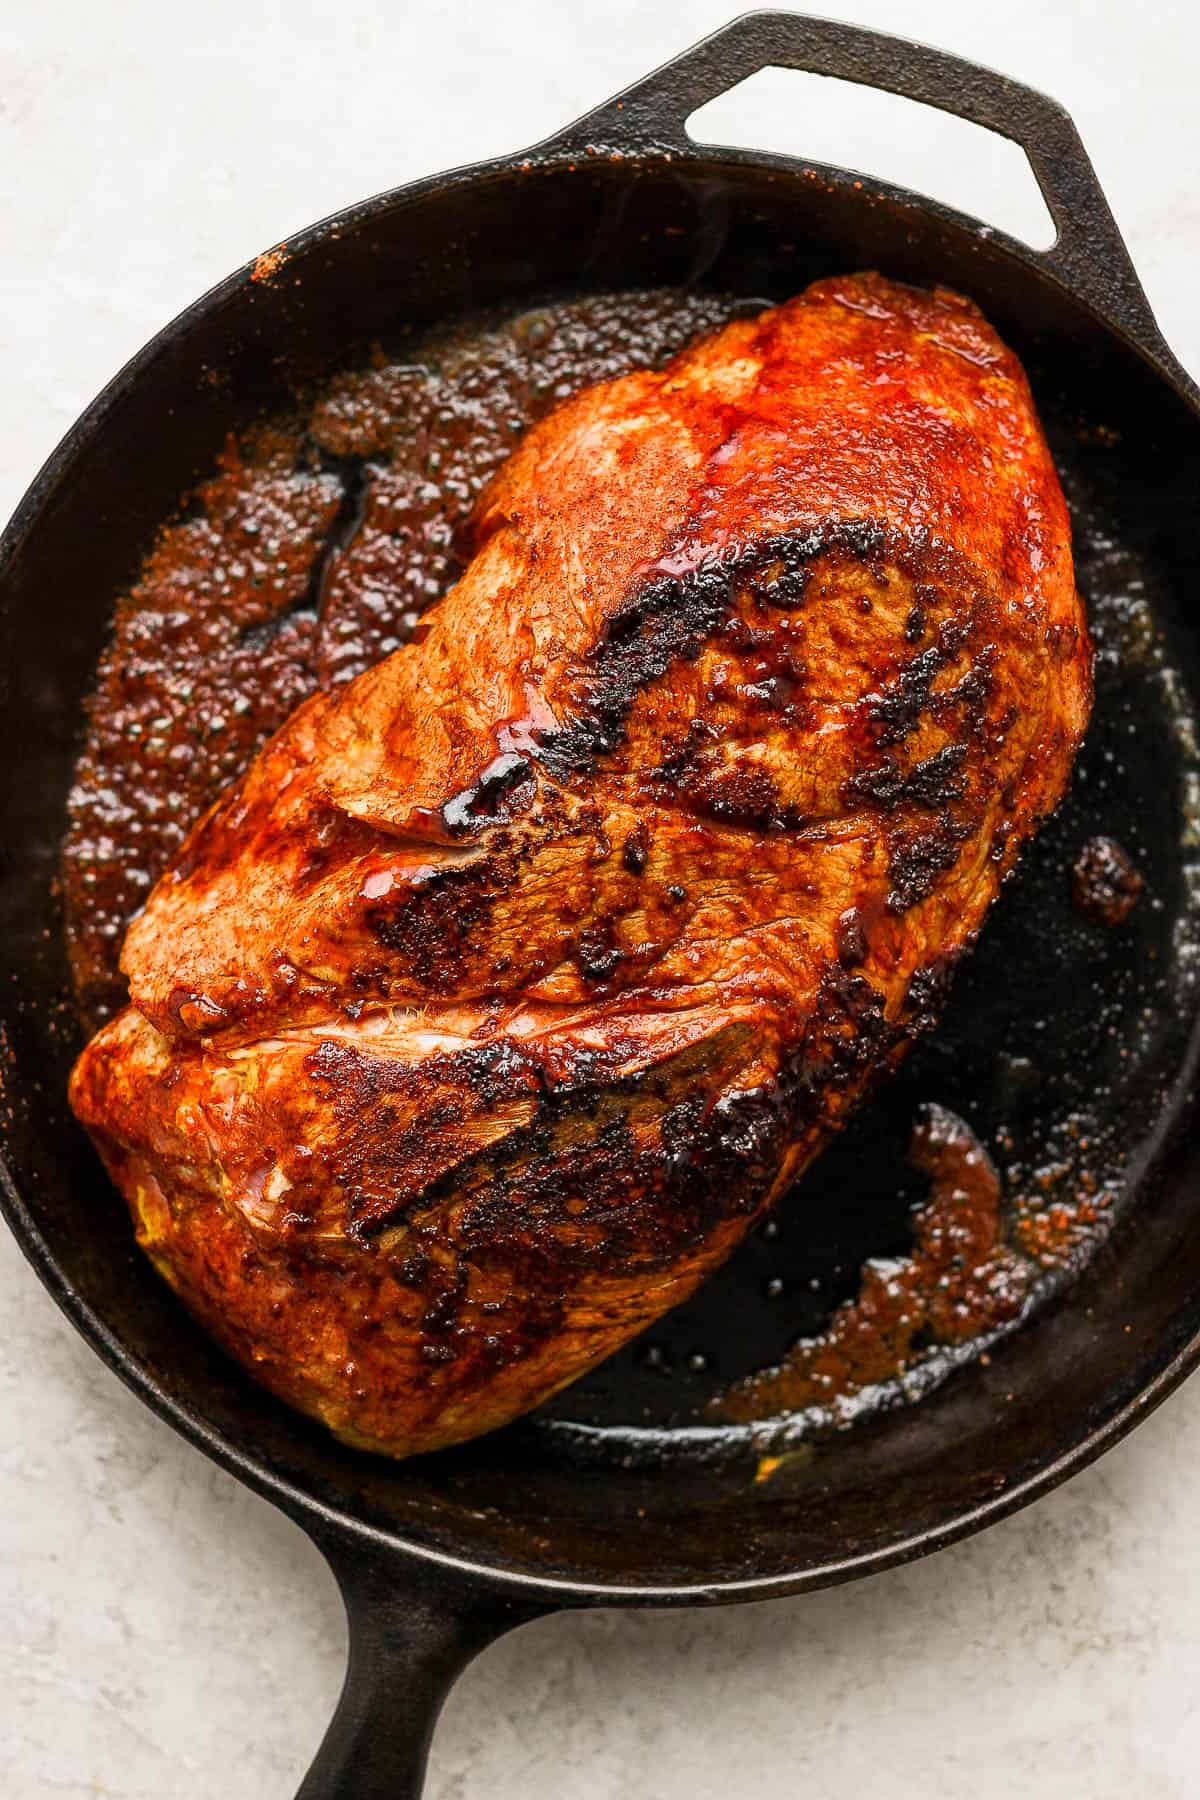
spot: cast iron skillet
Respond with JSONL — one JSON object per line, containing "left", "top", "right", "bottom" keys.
{"left": 3, "top": 12, "right": 1200, "bottom": 1796}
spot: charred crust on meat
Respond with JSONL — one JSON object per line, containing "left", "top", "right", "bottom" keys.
{"left": 836, "top": 520, "right": 887, "bottom": 562}
{"left": 681, "top": 758, "right": 783, "bottom": 827}
{"left": 704, "top": 1090, "right": 785, "bottom": 1195}
{"left": 865, "top": 644, "right": 945, "bottom": 746}
{"left": 365, "top": 856, "right": 509, "bottom": 991}
{"left": 383, "top": 1025, "right": 768, "bottom": 1272}
{"left": 740, "top": 530, "right": 823, "bottom": 609}
{"left": 902, "top": 954, "right": 962, "bottom": 1034}
{"left": 938, "top": 645, "right": 996, "bottom": 721}
{"left": 783, "top": 970, "right": 896, "bottom": 1115}
{"left": 843, "top": 743, "right": 969, "bottom": 814}
{"left": 526, "top": 521, "right": 901, "bottom": 780}
{"left": 621, "top": 824, "right": 649, "bottom": 874}
{"left": 576, "top": 927, "right": 625, "bottom": 985}
{"left": 650, "top": 716, "right": 721, "bottom": 786}
{"left": 532, "top": 556, "right": 736, "bottom": 778}
{"left": 886, "top": 811, "right": 971, "bottom": 912}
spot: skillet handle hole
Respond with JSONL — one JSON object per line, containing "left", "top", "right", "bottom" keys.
{"left": 686, "top": 67, "right": 1056, "bottom": 252}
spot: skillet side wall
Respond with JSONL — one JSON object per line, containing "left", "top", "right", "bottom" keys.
{"left": 2, "top": 153, "right": 1200, "bottom": 1594}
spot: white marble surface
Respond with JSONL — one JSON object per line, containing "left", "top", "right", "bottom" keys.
{"left": 2, "top": 1, "right": 1199, "bottom": 1794}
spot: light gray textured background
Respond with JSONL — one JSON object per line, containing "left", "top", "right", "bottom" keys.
{"left": 2, "top": 2, "right": 1198, "bottom": 1794}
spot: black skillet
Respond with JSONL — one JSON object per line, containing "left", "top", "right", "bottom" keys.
{"left": 3, "top": 12, "right": 1200, "bottom": 1797}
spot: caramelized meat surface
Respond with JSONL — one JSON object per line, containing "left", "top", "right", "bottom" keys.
{"left": 69, "top": 275, "right": 1091, "bottom": 1457}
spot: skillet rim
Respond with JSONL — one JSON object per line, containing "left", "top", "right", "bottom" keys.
{"left": 3, "top": 136, "right": 1200, "bottom": 1605}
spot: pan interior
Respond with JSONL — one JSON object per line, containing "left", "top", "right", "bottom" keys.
{"left": 2, "top": 154, "right": 1199, "bottom": 1592}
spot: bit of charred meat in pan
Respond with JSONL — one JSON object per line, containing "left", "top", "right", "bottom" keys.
{"left": 1071, "top": 834, "right": 1144, "bottom": 926}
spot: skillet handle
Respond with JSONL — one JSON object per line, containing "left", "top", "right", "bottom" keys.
{"left": 544, "top": 8, "right": 1180, "bottom": 370}
{"left": 295, "top": 1529, "right": 553, "bottom": 1800}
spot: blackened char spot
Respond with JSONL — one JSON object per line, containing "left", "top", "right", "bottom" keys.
{"left": 941, "top": 649, "right": 996, "bottom": 722}
{"left": 743, "top": 529, "right": 825, "bottom": 608}
{"left": 652, "top": 716, "right": 720, "bottom": 787}
{"left": 865, "top": 644, "right": 944, "bottom": 747}
{"left": 887, "top": 813, "right": 971, "bottom": 912}
{"left": 708, "top": 1089, "right": 784, "bottom": 1190}
{"left": 622, "top": 824, "right": 648, "bottom": 874}
{"left": 842, "top": 743, "right": 968, "bottom": 813}
{"left": 303, "top": 1034, "right": 549, "bottom": 1237}
{"left": 526, "top": 522, "right": 893, "bottom": 780}
{"left": 420, "top": 1023, "right": 765, "bottom": 1276}
{"left": 783, "top": 969, "right": 895, "bottom": 1117}
{"left": 902, "top": 952, "right": 962, "bottom": 1034}
{"left": 838, "top": 520, "right": 887, "bottom": 562}
{"left": 365, "top": 845, "right": 527, "bottom": 992}
{"left": 577, "top": 927, "right": 624, "bottom": 985}
{"left": 535, "top": 557, "right": 736, "bottom": 779}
